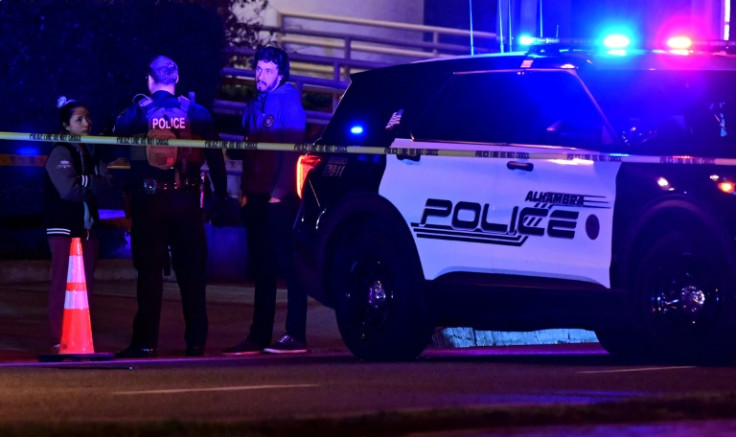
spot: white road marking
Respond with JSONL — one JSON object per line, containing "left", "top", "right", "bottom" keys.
{"left": 578, "top": 366, "right": 695, "bottom": 374}
{"left": 113, "top": 384, "right": 319, "bottom": 395}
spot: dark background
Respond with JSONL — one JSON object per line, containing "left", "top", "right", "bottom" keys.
{"left": 0, "top": 0, "right": 227, "bottom": 138}
{"left": 0, "top": 0, "right": 231, "bottom": 258}
{"left": 3, "top": 0, "right": 730, "bottom": 137}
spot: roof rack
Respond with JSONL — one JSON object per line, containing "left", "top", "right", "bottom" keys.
{"left": 522, "top": 38, "right": 598, "bottom": 56}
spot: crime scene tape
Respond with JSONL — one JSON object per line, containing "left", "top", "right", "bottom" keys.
{"left": 1, "top": 131, "right": 736, "bottom": 167}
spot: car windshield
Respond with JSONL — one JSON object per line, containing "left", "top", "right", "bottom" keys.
{"left": 412, "top": 70, "right": 609, "bottom": 148}
{"left": 582, "top": 68, "right": 736, "bottom": 157}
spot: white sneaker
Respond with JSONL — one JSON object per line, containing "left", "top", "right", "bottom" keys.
{"left": 263, "top": 334, "right": 308, "bottom": 354}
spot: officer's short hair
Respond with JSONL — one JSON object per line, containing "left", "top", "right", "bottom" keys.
{"left": 253, "top": 46, "right": 290, "bottom": 83}
{"left": 148, "top": 55, "right": 178, "bottom": 85}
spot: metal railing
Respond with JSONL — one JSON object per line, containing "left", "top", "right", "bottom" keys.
{"left": 276, "top": 10, "right": 498, "bottom": 59}
{"left": 215, "top": 10, "right": 499, "bottom": 137}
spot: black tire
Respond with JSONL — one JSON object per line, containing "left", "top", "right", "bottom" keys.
{"left": 594, "top": 329, "right": 652, "bottom": 363}
{"left": 631, "top": 229, "right": 736, "bottom": 364}
{"left": 329, "top": 215, "right": 434, "bottom": 361}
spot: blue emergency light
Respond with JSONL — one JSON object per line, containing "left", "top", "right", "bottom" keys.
{"left": 602, "top": 34, "right": 631, "bottom": 49}
{"left": 15, "top": 146, "right": 40, "bottom": 156}
{"left": 519, "top": 35, "right": 536, "bottom": 46}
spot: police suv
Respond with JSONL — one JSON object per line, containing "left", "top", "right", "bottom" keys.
{"left": 294, "top": 36, "right": 736, "bottom": 363}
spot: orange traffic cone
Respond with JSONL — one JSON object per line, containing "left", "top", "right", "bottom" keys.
{"left": 60, "top": 237, "right": 94, "bottom": 354}
{"left": 39, "top": 237, "right": 113, "bottom": 362}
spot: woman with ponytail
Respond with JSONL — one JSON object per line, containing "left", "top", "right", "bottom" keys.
{"left": 43, "top": 97, "right": 113, "bottom": 352}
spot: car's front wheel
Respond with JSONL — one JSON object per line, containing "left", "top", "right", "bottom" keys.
{"left": 631, "top": 228, "right": 736, "bottom": 364}
{"left": 329, "top": 215, "right": 434, "bottom": 361}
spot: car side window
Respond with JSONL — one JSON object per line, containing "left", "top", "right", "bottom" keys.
{"left": 412, "top": 70, "right": 609, "bottom": 148}
{"left": 584, "top": 70, "right": 736, "bottom": 156}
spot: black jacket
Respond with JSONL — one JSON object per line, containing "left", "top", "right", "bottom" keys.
{"left": 44, "top": 142, "right": 112, "bottom": 237}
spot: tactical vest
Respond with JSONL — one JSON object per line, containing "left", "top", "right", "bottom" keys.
{"left": 134, "top": 95, "right": 205, "bottom": 174}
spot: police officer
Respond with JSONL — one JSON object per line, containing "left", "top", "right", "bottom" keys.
{"left": 114, "top": 55, "right": 227, "bottom": 358}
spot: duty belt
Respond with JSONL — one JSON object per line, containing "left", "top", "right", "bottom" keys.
{"left": 140, "top": 178, "right": 201, "bottom": 195}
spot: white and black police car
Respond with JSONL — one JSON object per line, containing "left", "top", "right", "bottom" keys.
{"left": 294, "top": 34, "right": 736, "bottom": 363}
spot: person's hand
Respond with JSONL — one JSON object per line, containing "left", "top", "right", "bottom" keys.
{"left": 268, "top": 197, "right": 281, "bottom": 204}
{"left": 240, "top": 195, "right": 248, "bottom": 207}
{"left": 205, "top": 194, "right": 236, "bottom": 228}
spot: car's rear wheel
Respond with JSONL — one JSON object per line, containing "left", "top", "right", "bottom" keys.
{"left": 594, "top": 329, "right": 651, "bottom": 362}
{"left": 631, "top": 229, "right": 736, "bottom": 364}
{"left": 329, "top": 216, "right": 434, "bottom": 361}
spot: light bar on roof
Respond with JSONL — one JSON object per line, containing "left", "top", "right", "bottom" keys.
{"left": 519, "top": 35, "right": 537, "bottom": 46}
{"left": 521, "top": 32, "right": 736, "bottom": 54}
{"left": 667, "top": 36, "right": 693, "bottom": 50}
{"left": 603, "top": 34, "right": 631, "bottom": 49}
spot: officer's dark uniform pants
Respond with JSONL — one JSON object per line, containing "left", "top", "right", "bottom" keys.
{"left": 243, "top": 193, "right": 307, "bottom": 346}
{"left": 129, "top": 190, "right": 208, "bottom": 349}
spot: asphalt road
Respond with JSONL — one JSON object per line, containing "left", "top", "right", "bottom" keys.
{"left": 4, "top": 277, "right": 736, "bottom": 435}
{"left": 0, "top": 278, "right": 349, "bottom": 361}
{"left": 3, "top": 345, "right": 736, "bottom": 435}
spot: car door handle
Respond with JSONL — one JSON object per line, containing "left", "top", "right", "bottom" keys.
{"left": 397, "top": 153, "right": 420, "bottom": 162}
{"left": 506, "top": 161, "right": 534, "bottom": 171}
